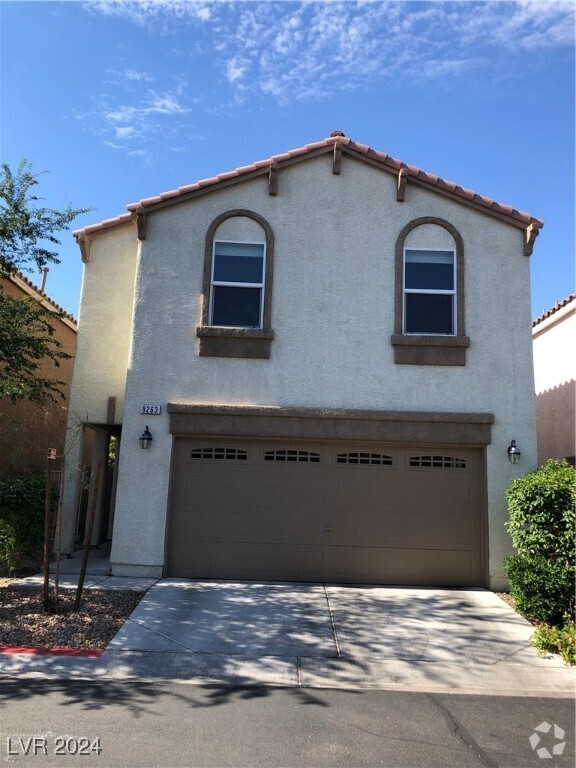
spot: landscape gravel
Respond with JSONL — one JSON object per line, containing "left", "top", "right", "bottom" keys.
{"left": 0, "top": 579, "right": 142, "bottom": 650}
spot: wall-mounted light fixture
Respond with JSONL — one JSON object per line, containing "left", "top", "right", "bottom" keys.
{"left": 139, "top": 426, "right": 153, "bottom": 449}
{"left": 507, "top": 440, "right": 521, "bottom": 464}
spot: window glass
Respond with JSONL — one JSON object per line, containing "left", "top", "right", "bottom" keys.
{"left": 212, "top": 286, "right": 261, "bottom": 327}
{"left": 213, "top": 242, "right": 264, "bottom": 283}
{"left": 404, "top": 249, "right": 455, "bottom": 335}
{"left": 405, "top": 250, "right": 454, "bottom": 290}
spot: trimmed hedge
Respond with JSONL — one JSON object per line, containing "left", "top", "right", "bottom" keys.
{"left": 504, "top": 554, "right": 575, "bottom": 626}
{"left": 504, "top": 460, "right": 575, "bottom": 629}
{"left": 505, "top": 459, "right": 575, "bottom": 563}
{"left": 0, "top": 473, "right": 56, "bottom": 574}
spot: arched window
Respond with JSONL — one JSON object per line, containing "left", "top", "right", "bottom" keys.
{"left": 391, "top": 217, "right": 470, "bottom": 366}
{"left": 196, "top": 209, "right": 275, "bottom": 359}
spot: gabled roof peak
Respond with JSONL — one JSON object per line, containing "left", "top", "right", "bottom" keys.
{"left": 73, "top": 132, "right": 544, "bottom": 239}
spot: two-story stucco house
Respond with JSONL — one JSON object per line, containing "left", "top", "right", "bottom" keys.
{"left": 61, "top": 131, "right": 543, "bottom": 590}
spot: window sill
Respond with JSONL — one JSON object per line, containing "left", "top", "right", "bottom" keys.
{"left": 391, "top": 334, "right": 470, "bottom": 366}
{"left": 196, "top": 326, "right": 274, "bottom": 359}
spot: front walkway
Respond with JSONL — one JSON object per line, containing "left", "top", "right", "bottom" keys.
{"left": 11, "top": 545, "right": 157, "bottom": 593}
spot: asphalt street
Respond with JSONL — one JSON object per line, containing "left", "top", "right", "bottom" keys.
{"left": 1, "top": 680, "right": 574, "bottom": 768}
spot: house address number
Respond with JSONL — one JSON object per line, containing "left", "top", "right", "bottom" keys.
{"left": 140, "top": 404, "right": 161, "bottom": 415}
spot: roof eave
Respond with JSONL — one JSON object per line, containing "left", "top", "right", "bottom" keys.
{"left": 72, "top": 135, "right": 544, "bottom": 239}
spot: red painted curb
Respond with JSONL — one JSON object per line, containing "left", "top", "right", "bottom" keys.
{"left": 0, "top": 646, "right": 104, "bottom": 658}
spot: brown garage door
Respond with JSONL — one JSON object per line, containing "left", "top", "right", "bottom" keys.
{"left": 166, "top": 439, "right": 485, "bottom": 586}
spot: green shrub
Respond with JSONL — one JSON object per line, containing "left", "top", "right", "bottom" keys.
{"left": 531, "top": 618, "right": 576, "bottom": 666}
{"left": 505, "top": 460, "right": 575, "bottom": 563}
{"left": 504, "top": 554, "right": 575, "bottom": 626}
{"left": 0, "top": 474, "right": 55, "bottom": 573}
{"left": 0, "top": 519, "right": 17, "bottom": 574}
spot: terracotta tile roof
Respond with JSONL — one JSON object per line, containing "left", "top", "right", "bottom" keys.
{"left": 6, "top": 270, "right": 77, "bottom": 325}
{"left": 532, "top": 294, "right": 576, "bottom": 327}
{"left": 73, "top": 132, "right": 544, "bottom": 238}
{"left": 73, "top": 213, "right": 132, "bottom": 237}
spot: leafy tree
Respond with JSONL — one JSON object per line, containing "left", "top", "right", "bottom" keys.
{"left": 0, "top": 159, "right": 89, "bottom": 277}
{"left": 0, "top": 160, "right": 90, "bottom": 403}
{"left": 0, "top": 291, "right": 69, "bottom": 402}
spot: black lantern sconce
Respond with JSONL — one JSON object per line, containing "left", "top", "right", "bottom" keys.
{"left": 139, "top": 426, "right": 153, "bottom": 450}
{"left": 507, "top": 440, "right": 521, "bottom": 464}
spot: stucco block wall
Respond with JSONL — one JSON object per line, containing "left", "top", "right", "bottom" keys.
{"left": 0, "top": 276, "right": 77, "bottom": 475}
{"left": 109, "top": 154, "right": 537, "bottom": 586}
{"left": 60, "top": 226, "right": 138, "bottom": 551}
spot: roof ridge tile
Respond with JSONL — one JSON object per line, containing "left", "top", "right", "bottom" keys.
{"left": 533, "top": 294, "right": 576, "bottom": 327}
{"left": 6, "top": 269, "right": 77, "bottom": 323}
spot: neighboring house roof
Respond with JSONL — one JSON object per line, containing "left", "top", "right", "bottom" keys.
{"left": 532, "top": 294, "right": 576, "bottom": 329}
{"left": 5, "top": 270, "right": 77, "bottom": 330}
{"left": 73, "top": 131, "right": 544, "bottom": 240}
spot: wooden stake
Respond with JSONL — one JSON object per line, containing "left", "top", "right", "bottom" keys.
{"left": 73, "top": 459, "right": 102, "bottom": 612}
{"left": 53, "top": 456, "right": 65, "bottom": 604}
{"left": 43, "top": 454, "right": 52, "bottom": 610}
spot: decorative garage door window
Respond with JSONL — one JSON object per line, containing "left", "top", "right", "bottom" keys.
{"left": 264, "top": 449, "right": 320, "bottom": 463}
{"left": 190, "top": 447, "right": 248, "bottom": 461}
{"left": 409, "top": 455, "right": 466, "bottom": 469}
{"left": 337, "top": 452, "right": 393, "bottom": 466}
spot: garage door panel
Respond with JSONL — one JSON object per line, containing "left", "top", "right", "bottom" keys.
{"left": 170, "top": 542, "right": 326, "bottom": 581}
{"left": 253, "top": 474, "right": 328, "bottom": 508}
{"left": 180, "top": 509, "right": 326, "bottom": 546}
{"left": 166, "top": 440, "right": 485, "bottom": 586}
{"left": 323, "top": 547, "right": 481, "bottom": 587}
{"left": 327, "top": 508, "right": 479, "bottom": 550}
{"left": 174, "top": 480, "right": 258, "bottom": 511}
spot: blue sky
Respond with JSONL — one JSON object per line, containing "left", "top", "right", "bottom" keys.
{"left": 1, "top": 0, "right": 574, "bottom": 319}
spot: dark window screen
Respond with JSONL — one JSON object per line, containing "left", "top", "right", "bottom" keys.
{"left": 212, "top": 286, "right": 261, "bottom": 327}
{"left": 405, "top": 294, "right": 454, "bottom": 334}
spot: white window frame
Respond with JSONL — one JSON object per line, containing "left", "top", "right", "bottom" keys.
{"left": 210, "top": 239, "right": 267, "bottom": 329}
{"left": 402, "top": 247, "right": 457, "bottom": 336}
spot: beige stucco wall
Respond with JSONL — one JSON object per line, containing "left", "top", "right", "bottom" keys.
{"left": 533, "top": 305, "right": 576, "bottom": 393}
{"left": 60, "top": 226, "right": 139, "bottom": 551}
{"left": 533, "top": 303, "right": 576, "bottom": 464}
{"left": 107, "top": 154, "right": 536, "bottom": 587}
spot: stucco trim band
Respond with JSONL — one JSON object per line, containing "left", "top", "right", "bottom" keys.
{"left": 167, "top": 403, "right": 494, "bottom": 445}
{"left": 196, "top": 327, "right": 275, "bottom": 359}
{"left": 391, "top": 334, "right": 471, "bottom": 366}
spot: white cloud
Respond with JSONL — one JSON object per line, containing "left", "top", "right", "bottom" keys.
{"left": 124, "top": 69, "right": 156, "bottom": 81}
{"left": 85, "top": 1, "right": 574, "bottom": 113}
{"left": 90, "top": 0, "right": 214, "bottom": 24}
{"left": 226, "top": 57, "right": 246, "bottom": 83}
{"left": 147, "top": 91, "right": 190, "bottom": 114}
{"left": 77, "top": 86, "right": 193, "bottom": 151}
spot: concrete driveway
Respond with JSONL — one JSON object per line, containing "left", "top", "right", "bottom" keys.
{"left": 95, "top": 580, "right": 573, "bottom": 696}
